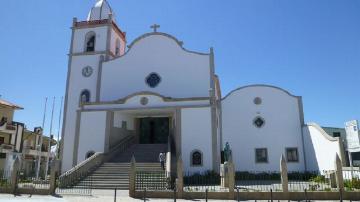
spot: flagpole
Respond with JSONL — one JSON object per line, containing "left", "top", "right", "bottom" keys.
{"left": 56, "top": 96, "right": 63, "bottom": 159}
{"left": 36, "top": 97, "right": 47, "bottom": 179}
{"left": 45, "top": 97, "right": 55, "bottom": 178}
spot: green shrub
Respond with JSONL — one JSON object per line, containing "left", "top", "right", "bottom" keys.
{"left": 309, "top": 175, "right": 326, "bottom": 183}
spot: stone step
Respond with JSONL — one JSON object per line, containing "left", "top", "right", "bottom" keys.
{"left": 89, "top": 177, "right": 128, "bottom": 180}
{"left": 96, "top": 166, "right": 162, "bottom": 169}
{"left": 82, "top": 178, "right": 129, "bottom": 181}
{"left": 72, "top": 143, "right": 168, "bottom": 189}
{"left": 89, "top": 173, "right": 129, "bottom": 176}
{"left": 79, "top": 181, "right": 129, "bottom": 185}
{"left": 73, "top": 186, "right": 129, "bottom": 190}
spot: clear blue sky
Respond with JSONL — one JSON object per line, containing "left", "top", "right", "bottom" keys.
{"left": 0, "top": 0, "right": 359, "bottom": 136}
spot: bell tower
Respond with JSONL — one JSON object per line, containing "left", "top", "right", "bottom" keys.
{"left": 61, "top": 0, "right": 126, "bottom": 172}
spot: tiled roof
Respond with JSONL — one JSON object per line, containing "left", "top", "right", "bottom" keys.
{"left": 0, "top": 99, "right": 23, "bottom": 109}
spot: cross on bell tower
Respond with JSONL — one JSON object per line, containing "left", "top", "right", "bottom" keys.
{"left": 150, "top": 24, "right": 160, "bottom": 32}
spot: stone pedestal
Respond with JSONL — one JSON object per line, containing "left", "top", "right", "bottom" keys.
{"left": 227, "top": 162, "right": 235, "bottom": 192}
{"left": 176, "top": 157, "right": 183, "bottom": 198}
{"left": 335, "top": 154, "right": 344, "bottom": 191}
{"left": 11, "top": 158, "right": 20, "bottom": 194}
{"left": 280, "top": 155, "right": 288, "bottom": 192}
{"left": 220, "top": 164, "right": 225, "bottom": 187}
{"left": 129, "top": 156, "right": 136, "bottom": 197}
{"left": 222, "top": 161, "right": 235, "bottom": 193}
{"left": 49, "top": 160, "right": 60, "bottom": 195}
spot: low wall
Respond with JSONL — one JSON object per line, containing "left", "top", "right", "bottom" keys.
{"left": 0, "top": 187, "right": 50, "bottom": 195}
{"left": 16, "top": 188, "right": 50, "bottom": 195}
{"left": 134, "top": 190, "right": 360, "bottom": 201}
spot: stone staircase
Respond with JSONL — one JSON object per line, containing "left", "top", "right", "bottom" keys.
{"left": 74, "top": 144, "right": 167, "bottom": 189}
{"left": 110, "top": 144, "right": 167, "bottom": 163}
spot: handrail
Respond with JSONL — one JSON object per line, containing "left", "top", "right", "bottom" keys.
{"left": 59, "top": 134, "right": 135, "bottom": 187}
{"left": 104, "top": 135, "right": 135, "bottom": 162}
{"left": 61, "top": 152, "right": 103, "bottom": 177}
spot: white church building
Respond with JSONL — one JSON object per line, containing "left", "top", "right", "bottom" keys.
{"left": 60, "top": 0, "right": 345, "bottom": 174}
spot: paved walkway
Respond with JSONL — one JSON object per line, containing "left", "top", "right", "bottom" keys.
{"left": 0, "top": 190, "right": 354, "bottom": 202}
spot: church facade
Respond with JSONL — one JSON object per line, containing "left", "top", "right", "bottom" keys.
{"left": 61, "top": 0, "right": 344, "bottom": 174}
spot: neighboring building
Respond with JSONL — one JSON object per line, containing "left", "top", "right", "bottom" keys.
{"left": 322, "top": 125, "right": 360, "bottom": 167}
{"left": 345, "top": 120, "right": 360, "bottom": 167}
{"left": 0, "top": 98, "right": 57, "bottom": 174}
{"left": 0, "top": 99, "right": 25, "bottom": 170}
{"left": 61, "top": 0, "right": 346, "bottom": 174}
{"left": 22, "top": 129, "right": 57, "bottom": 176}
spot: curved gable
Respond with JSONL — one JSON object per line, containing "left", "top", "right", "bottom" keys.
{"left": 127, "top": 32, "right": 209, "bottom": 56}
{"left": 222, "top": 84, "right": 299, "bottom": 101}
{"left": 221, "top": 84, "right": 305, "bottom": 171}
{"left": 100, "top": 33, "right": 212, "bottom": 102}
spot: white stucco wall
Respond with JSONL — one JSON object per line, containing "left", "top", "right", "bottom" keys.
{"left": 303, "top": 123, "right": 342, "bottom": 172}
{"left": 100, "top": 34, "right": 211, "bottom": 101}
{"left": 62, "top": 55, "right": 103, "bottom": 172}
{"left": 110, "top": 29, "right": 126, "bottom": 56}
{"left": 62, "top": 25, "right": 109, "bottom": 172}
{"left": 113, "top": 112, "right": 134, "bottom": 130}
{"left": 83, "top": 94, "right": 209, "bottom": 111}
{"left": 181, "top": 107, "right": 213, "bottom": 173}
{"left": 222, "top": 85, "right": 305, "bottom": 172}
{"left": 77, "top": 111, "right": 107, "bottom": 163}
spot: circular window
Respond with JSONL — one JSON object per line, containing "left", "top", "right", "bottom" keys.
{"left": 254, "top": 97, "right": 262, "bottom": 105}
{"left": 146, "top": 73, "right": 161, "bottom": 88}
{"left": 253, "top": 117, "right": 265, "bottom": 128}
{"left": 140, "top": 97, "right": 149, "bottom": 105}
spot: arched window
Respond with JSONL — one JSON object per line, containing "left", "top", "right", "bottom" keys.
{"left": 80, "top": 90, "right": 90, "bottom": 104}
{"left": 85, "top": 151, "right": 95, "bottom": 159}
{"left": 85, "top": 32, "right": 96, "bottom": 52}
{"left": 115, "top": 39, "right": 121, "bottom": 56}
{"left": 191, "top": 150, "right": 203, "bottom": 166}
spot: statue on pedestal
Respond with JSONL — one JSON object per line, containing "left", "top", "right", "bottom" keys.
{"left": 224, "top": 142, "right": 232, "bottom": 162}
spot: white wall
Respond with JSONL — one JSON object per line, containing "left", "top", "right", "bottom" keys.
{"left": 77, "top": 111, "right": 107, "bottom": 163}
{"left": 100, "top": 34, "right": 210, "bottom": 101}
{"left": 83, "top": 94, "right": 209, "bottom": 111}
{"left": 303, "top": 123, "right": 342, "bottom": 171}
{"left": 62, "top": 25, "right": 108, "bottom": 172}
{"left": 222, "top": 85, "right": 305, "bottom": 172}
{"left": 62, "top": 55, "right": 103, "bottom": 172}
{"left": 113, "top": 112, "right": 134, "bottom": 130}
{"left": 110, "top": 29, "right": 126, "bottom": 56}
{"left": 181, "top": 107, "right": 213, "bottom": 173}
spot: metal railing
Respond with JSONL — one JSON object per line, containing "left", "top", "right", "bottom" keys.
{"left": 104, "top": 134, "right": 135, "bottom": 162}
{"left": 343, "top": 169, "right": 360, "bottom": 191}
{"left": 56, "top": 170, "right": 92, "bottom": 195}
{"left": 59, "top": 134, "right": 135, "bottom": 188}
{"left": 183, "top": 171, "right": 223, "bottom": 192}
{"left": 17, "top": 170, "right": 50, "bottom": 190}
{"left": 235, "top": 171, "right": 282, "bottom": 192}
{"left": 135, "top": 170, "right": 174, "bottom": 191}
{"left": 0, "top": 170, "right": 12, "bottom": 188}
{"left": 288, "top": 171, "right": 334, "bottom": 191}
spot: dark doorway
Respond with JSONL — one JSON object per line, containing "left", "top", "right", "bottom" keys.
{"left": 139, "top": 117, "right": 169, "bottom": 144}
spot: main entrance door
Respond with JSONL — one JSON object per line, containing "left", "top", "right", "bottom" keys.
{"left": 139, "top": 117, "right": 169, "bottom": 144}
